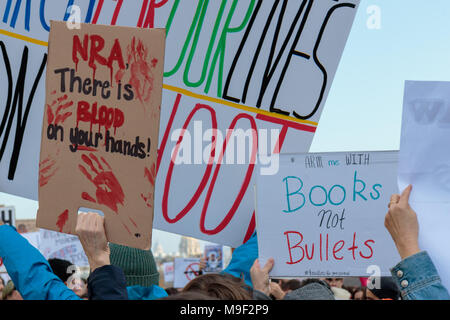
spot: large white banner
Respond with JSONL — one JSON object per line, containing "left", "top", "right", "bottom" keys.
{"left": 256, "top": 151, "right": 400, "bottom": 277}
{"left": 0, "top": 0, "right": 359, "bottom": 247}
{"left": 399, "top": 81, "right": 450, "bottom": 291}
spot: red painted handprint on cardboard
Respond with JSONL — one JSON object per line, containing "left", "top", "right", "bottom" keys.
{"left": 79, "top": 153, "right": 125, "bottom": 214}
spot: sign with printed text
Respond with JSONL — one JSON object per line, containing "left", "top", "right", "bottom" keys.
{"left": 39, "top": 228, "right": 88, "bottom": 267}
{"left": 0, "top": 206, "right": 15, "bottom": 227}
{"left": 0, "top": 1, "right": 359, "bottom": 248}
{"left": 256, "top": 151, "right": 400, "bottom": 277}
{"left": 36, "top": 21, "right": 165, "bottom": 249}
{"left": 173, "top": 257, "right": 201, "bottom": 289}
{"left": 204, "top": 244, "right": 223, "bottom": 273}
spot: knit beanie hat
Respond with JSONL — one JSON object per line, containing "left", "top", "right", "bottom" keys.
{"left": 284, "top": 280, "right": 335, "bottom": 300}
{"left": 109, "top": 243, "right": 160, "bottom": 287}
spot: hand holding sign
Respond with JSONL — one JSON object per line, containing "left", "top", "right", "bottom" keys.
{"left": 76, "top": 212, "right": 110, "bottom": 272}
{"left": 250, "top": 258, "right": 274, "bottom": 297}
{"left": 384, "top": 185, "right": 420, "bottom": 260}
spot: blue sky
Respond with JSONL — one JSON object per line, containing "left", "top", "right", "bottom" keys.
{"left": 1, "top": 0, "right": 450, "bottom": 252}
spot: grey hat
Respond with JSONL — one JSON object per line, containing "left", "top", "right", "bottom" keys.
{"left": 284, "top": 281, "right": 335, "bottom": 300}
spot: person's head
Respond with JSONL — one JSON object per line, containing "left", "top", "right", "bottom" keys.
{"left": 365, "top": 277, "right": 401, "bottom": 300}
{"left": 17, "top": 224, "right": 27, "bottom": 234}
{"left": 352, "top": 288, "right": 365, "bottom": 300}
{"left": 67, "top": 276, "right": 88, "bottom": 299}
{"left": 160, "top": 291, "right": 219, "bottom": 300}
{"left": 325, "top": 277, "right": 344, "bottom": 288}
{"left": 2, "top": 281, "right": 23, "bottom": 300}
{"left": 183, "top": 273, "right": 252, "bottom": 300}
{"left": 165, "top": 287, "right": 180, "bottom": 295}
{"left": 284, "top": 279, "right": 335, "bottom": 300}
{"left": 48, "top": 258, "right": 75, "bottom": 284}
{"left": 280, "top": 279, "right": 302, "bottom": 293}
{"left": 109, "top": 243, "right": 159, "bottom": 287}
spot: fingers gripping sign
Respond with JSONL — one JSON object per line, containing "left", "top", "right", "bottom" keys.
{"left": 75, "top": 212, "right": 110, "bottom": 272}
{"left": 250, "top": 258, "right": 275, "bottom": 296}
{"left": 384, "top": 185, "right": 420, "bottom": 260}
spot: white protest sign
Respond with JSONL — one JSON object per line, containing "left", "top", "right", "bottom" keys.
{"left": 0, "top": 272, "right": 10, "bottom": 284}
{"left": 0, "top": 206, "right": 15, "bottom": 226}
{"left": 39, "top": 229, "right": 88, "bottom": 267}
{"left": 21, "top": 231, "right": 41, "bottom": 250}
{"left": 173, "top": 257, "right": 201, "bottom": 289}
{"left": 162, "top": 261, "right": 174, "bottom": 283}
{"left": 0, "top": 1, "right": 359, "bottom": 247}
{"left": 204, "top": 244, "right": 223, "bottom": 273}
{"left": 256, "top": 151, "right": 400, "bottom": 277}
{"left": 398, "top": 81, "right": 450, "bottom": 290}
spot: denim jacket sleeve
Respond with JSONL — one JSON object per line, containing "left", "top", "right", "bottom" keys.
{"left": 390, "top": 251, "right": 450, "bottom": 300}
{"left": 0, "top": 225, "right": 80, "bottom": 300}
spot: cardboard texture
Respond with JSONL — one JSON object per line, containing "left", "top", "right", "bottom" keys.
{"left": 37, "top": 21, "right": 165, "bottom": 249}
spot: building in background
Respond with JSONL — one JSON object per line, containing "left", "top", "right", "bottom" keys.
{"left": 179, "top": 236, "right": 202, "bottom": 258}
{"left": 15, "top": 219, "right": 38, "bottom": 233}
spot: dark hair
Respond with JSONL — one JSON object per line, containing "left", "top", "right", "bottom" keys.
{"left": 183, "top": 273, "right": 252, "bottom": 300}
{"left": 161, "top": 291, "right": 219, "bottom": 300}
{"left": 165, "top": 287, "right": 179, "bottom": 295}
{"left": 48, "top": 258, "right": 75, "bottom": 283}
{"left": 350, "top": 287, "right": 365, "bottom": 300}
{"left": 0, "top": 277, "right": 5, "bottom": 286}
{"left": 281, "top": 279, "right": 302, "bottom": 291}
{"left": 367, "top": 277, "right": 401, "bottom": 300}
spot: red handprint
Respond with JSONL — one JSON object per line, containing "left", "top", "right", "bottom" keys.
{"left": 140, "top": 162, "right": 157, "bottom": 208}
{"left": 79, "top": 153, "right": 125, "bottom": 214}
{"left": 47, "top": 91, "right": 73, "bottom": 125}
{"left": 127, "top": 37, "right": 157, "bottom": 103}
{"left": 39, "top": 156, "right": 59, "bottom": 187}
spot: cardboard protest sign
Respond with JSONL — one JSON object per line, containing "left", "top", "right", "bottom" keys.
{"left": 162, "top": 261, "right": 174, "bottom": 283}
{"left": 0, "top": 206, "right": 15, "bottom": 227}
{"left": 0, "top": 1, "right": 359, "bottom": 248}
{"left": 398, "top": 81, "right": 450, "bottom": 290}
{"left": 204, "top": 244, "right": 223, "bottom": 273}
{"left": 36, "top": 21, "right": 165, "bottom": 249}
{"left": 256, "top": 152, "right": 400, "bottom": 277}
{"left": 39, "top": 229, "right": 88, "bottom": 267}
{"left": 173, "top": 257, "right": 201, "bottom": 289}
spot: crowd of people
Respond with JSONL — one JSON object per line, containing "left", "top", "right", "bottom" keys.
{"left": 0, "top": 185, "right": 449, "bottom": 300}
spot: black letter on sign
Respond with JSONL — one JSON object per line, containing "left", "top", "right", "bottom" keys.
{"left": 0, "top": 42, "right": 48, "bottom": 180}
